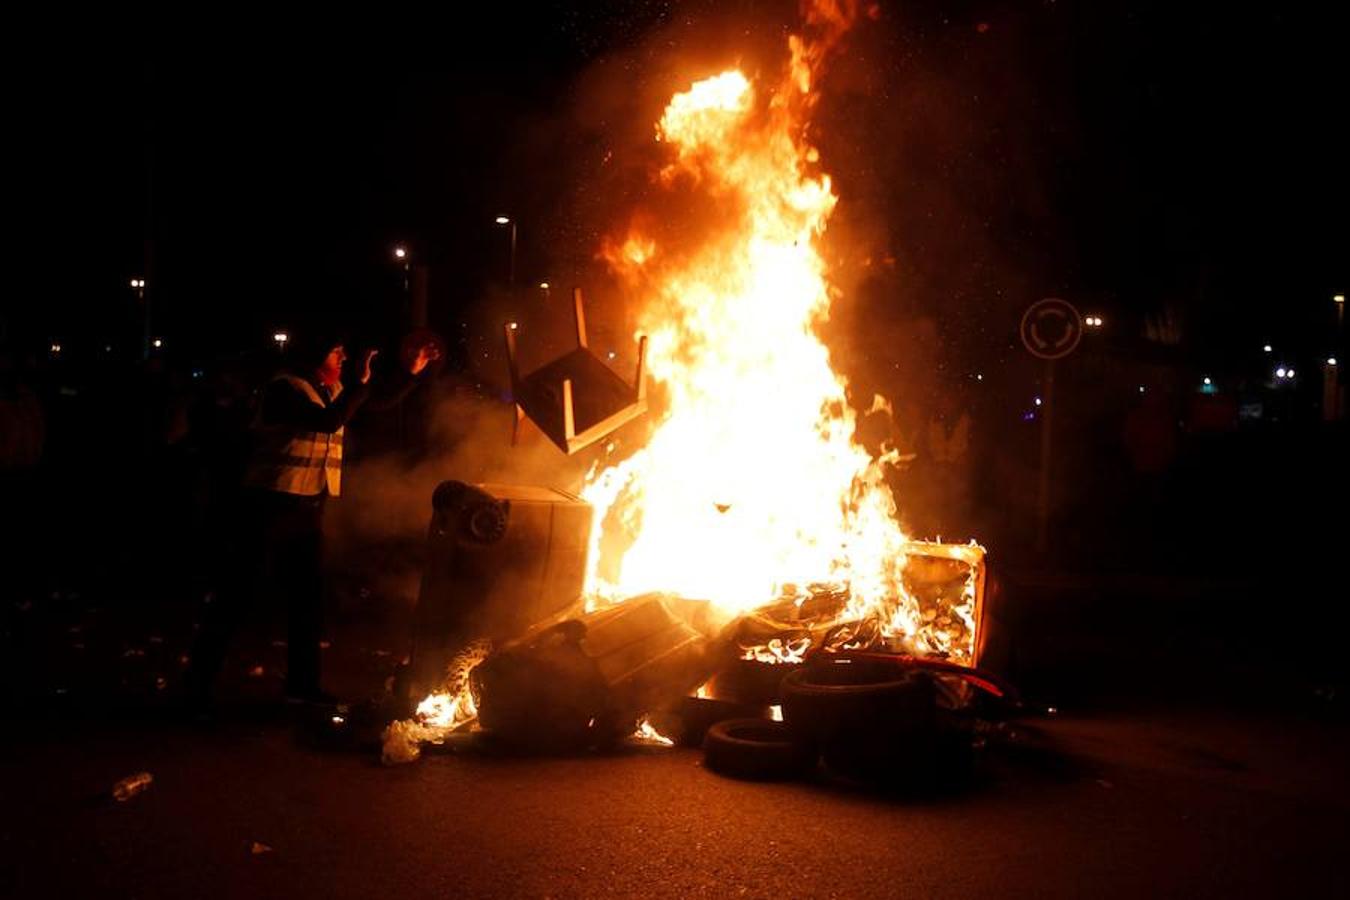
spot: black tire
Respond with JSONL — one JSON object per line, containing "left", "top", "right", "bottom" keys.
{"left": 781, "top": 657, "right": 938, "bottom": 785}
{"left": 669, "top": 697, "right": 767, "bottom": 747}
{"left": 702, "top": 718, "right": 816, "bottom": 781}
{"left": 706, "top": 658, "right": 798, "bottom": 705}
{"left": 781, "top": 658, "right": 936, "bottom": 743}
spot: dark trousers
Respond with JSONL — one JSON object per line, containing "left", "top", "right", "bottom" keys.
{"left": 188, "top": 489, "right": 327, "bottom": 697}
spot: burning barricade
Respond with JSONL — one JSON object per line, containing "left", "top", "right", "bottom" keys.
{"left": 382, "top": 7, "right": 1018, "bottom": 786}
{"left": 382, "top": 490, "right": 1010, "bottom": 789}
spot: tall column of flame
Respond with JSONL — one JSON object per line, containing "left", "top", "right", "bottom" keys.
{"left": 582, "top": 28, "right": 919, "bottom": 637}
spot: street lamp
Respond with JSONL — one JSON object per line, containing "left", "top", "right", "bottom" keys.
{"left": 273, "top": 331, "right": 289, "bottom": 350}
{"left": 496, "top": 215, "right": 515, "bottom": 287}
{"left": 1263, "top": 344, "right": 1273, "bottom": 353}
{"left": 1336, "top": 294, "right": 1345, "bottom": 328}
{"left": 130, "top": 277, "right": 150, "bottom": 360}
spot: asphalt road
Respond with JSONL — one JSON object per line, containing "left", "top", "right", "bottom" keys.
{"left": 5, "top": 563, "right": 1349, "bottom": 899}
{"left": 4, "top": 695, "right": 1347, "bottom": 899}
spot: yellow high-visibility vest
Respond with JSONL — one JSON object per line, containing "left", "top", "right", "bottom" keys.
{"left": 242, "top": 375, "right": 344, "bottom": 496}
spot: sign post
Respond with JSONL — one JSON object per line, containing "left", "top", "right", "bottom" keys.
{"left": 1020, "top": 298, "right": 1083, "bottom": 554}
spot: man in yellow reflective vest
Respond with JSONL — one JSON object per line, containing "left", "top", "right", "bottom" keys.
{"left": 187, "top": 331, "right": 437, "bottom": 708}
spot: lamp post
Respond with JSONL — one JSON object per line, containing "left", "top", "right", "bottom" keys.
{"left": 130, "top": 277, "right": 148, "bottom": 360}
{"left": 495, "top": 216, "right": 516, "bottom": 287}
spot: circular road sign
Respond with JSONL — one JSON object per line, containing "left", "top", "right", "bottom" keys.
{"left": 1020, "top": 298, "right": 1083, "bottom": 360}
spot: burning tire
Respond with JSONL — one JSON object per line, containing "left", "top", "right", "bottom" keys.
{"left": 702, "top": 718, "right": 815, "bottom": 781}
{"left": 781, "top": 657, "right": 942, "bottom": 786}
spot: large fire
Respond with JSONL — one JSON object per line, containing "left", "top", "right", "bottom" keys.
{"left": 580, "top": 9, "right": 977, "bottom": 663}
{"left": 400, "top": 5, "right": 981, "bottom": 751}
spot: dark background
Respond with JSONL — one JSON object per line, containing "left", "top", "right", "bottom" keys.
{"left": 2, "top": 0, "right": 1347, "bottom": 663}
{"left": 8, "top": 1, "right": 1346, "bottom": 364}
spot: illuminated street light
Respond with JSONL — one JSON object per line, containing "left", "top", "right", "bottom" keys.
{"left": 539, "top": 282, "right": 550, "bottom": 290}
{"left": 152, "top": 338, "right": 163, "bottom": 349}
{"left": 1329, "top": 358, "right": 1338, "bottom": 367}
{"left": 1263, "top": 344, "right": 1272, "bottom": 353}
{"left": 1276, "top": 367, "right": 1287, "bottom": 379}
{"left": 1203, "top": 377, "right": 1212, "bottom": 386}
{"left": 273, "top": 331, "right": 289, "bottom": 347}
{"left": 393, "top": 246, "right": 407, "bottom": 260}
{"left": 508, "top": 321, "right": 519, "bottom": 331}
{"left": 495, "top": 216, "right": 517, "bottom": 286}
{"left": 1034, "top": 397, "right": 1043, "bottom": 407}
{"left": 50, "top": 343, "right": 62, "bottom": 355}
{"left": 1287, "top": 369, "right": 1296, "bottom": 378}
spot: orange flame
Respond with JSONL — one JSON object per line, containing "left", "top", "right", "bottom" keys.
{"left": 579, "top": 5, "right": 976, "bottom": 665}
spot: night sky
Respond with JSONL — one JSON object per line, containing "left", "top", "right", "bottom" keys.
{"left": 9, "top": 1, "right": 1347, "bottom": 373}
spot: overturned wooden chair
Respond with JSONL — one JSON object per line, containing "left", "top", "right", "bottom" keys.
{"left": 504, "top": 287, "right": 648, "bottom": 454}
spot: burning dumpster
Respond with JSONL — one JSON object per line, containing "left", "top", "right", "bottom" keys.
{"left": 406, "top": 481, "right": 592, "bottom": 702}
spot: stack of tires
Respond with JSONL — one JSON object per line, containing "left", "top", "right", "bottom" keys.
{"left": 702, "top": 654, "right": 977, "bottom": 790}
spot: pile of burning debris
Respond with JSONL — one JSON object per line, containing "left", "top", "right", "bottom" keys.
{"left": 370, "top": 485, "right": 1015, "bottom": 790}
{"left": 366, "top": 32, "right": 1027, "bottom": 787}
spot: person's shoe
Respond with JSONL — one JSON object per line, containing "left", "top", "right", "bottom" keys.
{"left": 283, "top": 686, "right": 341, "bottom": 707}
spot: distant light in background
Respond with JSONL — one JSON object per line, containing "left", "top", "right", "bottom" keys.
{"left": 508, "top": 322, "right": 518, "bottom": 331}
{"left": 273, "top": 331, "right": 289, "bottom": 347}
{"left": 1203, "top": 377, "right": 1212, "bottom": 386}
{"left": 1263, "top": 344, "right": 1273, "bottom": 353}
{"left": 607, "top": 350, "right": 617, "bottom": 360}
{"left": 49, "top": 343, "right": 61, "bottom": 355}
{"left": 495, "top": 216, "right": 511, "bottom": 225}
{"left": 976, "top": 373, "right": 983, "bottom": 381}
{"left": 1084, "top": 315, "right": 1103, "bottom": 328}
{"left": 1336, "top": 295, "right": 1345, "bottom": 305}
{"left": 152, "top": 338, "right": 163, "bottom": 349}
{"left": 1138, "top": 386, "right": 1145, "bottom": 393}
{"left": 1276, "top": 367, "right": 1288, "bottom": 378}
{"left": 393, "top": 246, "right": 407, "bottom": 260}
{"left": 1329, "top": 358, "right": 1339, "bottom": 367}
{"left": 1034, "top": 397, "right": 1042, "bottom": 406}
{"left": 1287, "top": 369, "right": 1295, "bottom": 378}
{"left": 539, "top": 281, "right": 550, "bottom": 290}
